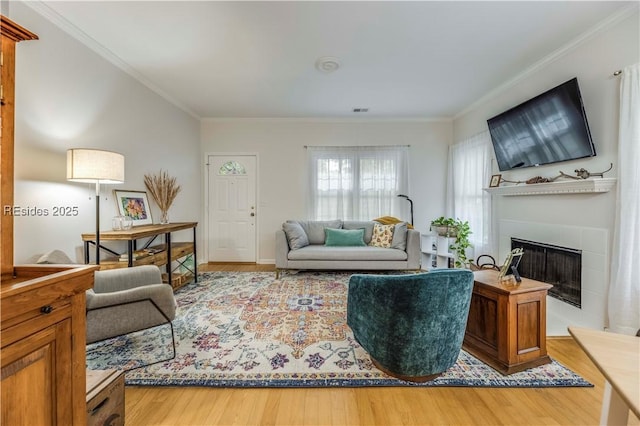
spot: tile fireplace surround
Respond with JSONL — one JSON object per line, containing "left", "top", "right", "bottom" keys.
{"left": 498, "top": 220, "right": 609, "bottom": 336}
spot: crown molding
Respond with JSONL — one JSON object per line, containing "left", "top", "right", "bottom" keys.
{"left": 201, "top": 116, "right": 453, "bottom": 123}
{"left": 23, "top": 1, "right": 201, "bottom": 120}
{"left": 454, "top": 3, "right": 639, "bottom": 121}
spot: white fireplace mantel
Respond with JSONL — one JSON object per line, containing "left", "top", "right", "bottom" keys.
{"left": 484, "top": 178, "right": 617, "bottom": 196}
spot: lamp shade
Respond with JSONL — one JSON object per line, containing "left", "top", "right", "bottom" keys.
{"left": 67, "top": 149, "right": 124, "bottom": 184}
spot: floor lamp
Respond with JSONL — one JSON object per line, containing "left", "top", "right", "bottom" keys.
{"left": 67, "top": 149, "right": 124, "bottom": 265}
{"left": 397, "top": 194, "right": 414, "bottom": 226}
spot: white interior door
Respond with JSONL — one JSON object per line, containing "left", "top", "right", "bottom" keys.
{"left": 208, "top": 155, "right": 257, "bottom": 262}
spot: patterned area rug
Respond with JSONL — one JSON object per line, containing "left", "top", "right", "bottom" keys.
{"left": 86, "top": 271, "right": 592, "bottom": 388}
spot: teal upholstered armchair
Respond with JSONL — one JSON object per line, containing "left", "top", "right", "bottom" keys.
{"left": 347, "top": 269, "right": 474, "bottom": 382}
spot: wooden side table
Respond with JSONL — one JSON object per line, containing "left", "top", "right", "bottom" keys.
{"left": 86, "top": 369, "right": 125, "bottom": 426}
{"left": 463, "top": 269, "right": 553, "bottom": 375}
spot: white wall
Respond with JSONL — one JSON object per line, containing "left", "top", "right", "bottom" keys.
{"left": 201, "top": 119, "right": 452, "bottom": 262}
{"left": 9, "top": 3, "right": 202, "bottom": 264}
{"left": 452, "top": 10, "right": 639, "bottom": 334}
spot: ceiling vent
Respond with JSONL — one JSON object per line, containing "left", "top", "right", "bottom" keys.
{"left": 353, "top": 108, "right": 369, "bottom": 113}
{"left": 315, "top": 56, "right": 341, "bottom": 73}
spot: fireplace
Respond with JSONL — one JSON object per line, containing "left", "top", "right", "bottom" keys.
{"left": 511, "top": 238, "right": 582, "bottom": 308}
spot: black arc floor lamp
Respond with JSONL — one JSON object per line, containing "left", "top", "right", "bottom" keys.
{"left": 67, "top": 148, "right": 125, "bottom": 265}
{"left": 397, "top": 194, "right": 413, "bottom": 226}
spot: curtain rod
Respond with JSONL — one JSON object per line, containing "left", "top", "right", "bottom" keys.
{"left": 304, "top": 144, "right": 411, "bottom": 148}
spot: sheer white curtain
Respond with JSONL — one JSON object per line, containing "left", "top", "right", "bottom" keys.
{"left": 446, "top": 131, "right": 496, "bottom": 261}
{"left": 307, "top": 146, "right": 409, "bottom": 221}
{"left": 608, "top": 63, "right": 640, "bottom": 335}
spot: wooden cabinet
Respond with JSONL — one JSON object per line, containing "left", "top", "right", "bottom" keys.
{"left": 3, "top": 315, "right": 71, "bottom": 425}
{"left": 1, "top": 16, "right": 38, "bottom": 277}
{"left": 82, "top": 222, "right": 198, "bottom": 290}
{"left": 0, "top": 16, "right": 98, "bottom": 425}
{"left": 2, "top": 265, "right": 98, "bottom": 425}
{"left": 463, "top": 269, "right": 553, "bottom": 375}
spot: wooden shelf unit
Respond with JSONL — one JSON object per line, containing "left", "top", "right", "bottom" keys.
{"left": 81, "top": 222, "right": 198, "bottom": 290}
{"left": 98, "top": 243, "right": 194, "bottom": 268}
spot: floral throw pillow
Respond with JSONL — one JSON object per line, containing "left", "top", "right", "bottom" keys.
{"left": 369, "top": 223, "right": 395, "bottom": 248}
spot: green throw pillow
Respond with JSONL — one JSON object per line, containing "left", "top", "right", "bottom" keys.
{"left": 325, "top": 228, "right": 366, "bottom": 247}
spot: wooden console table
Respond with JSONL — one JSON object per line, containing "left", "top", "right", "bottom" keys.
{"left": 82, "top": 222, "right": 197, "bottom": 290}
{"left": 463, "top": 269, "right": 553, "bottom": 375}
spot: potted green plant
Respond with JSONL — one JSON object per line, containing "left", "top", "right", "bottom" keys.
{"left": 430, "top": 216, "right": 458, "bottom": 237}
{"left": 430, "top": 217, "right": 473, "bottom": 268}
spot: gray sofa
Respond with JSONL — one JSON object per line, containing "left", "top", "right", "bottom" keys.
{"left": 275, "top": 220, "right": 421, "bottom": 278}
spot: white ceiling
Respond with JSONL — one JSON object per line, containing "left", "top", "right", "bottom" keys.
{"left": 35, "top": 1, "right": 635, "bottom": 119}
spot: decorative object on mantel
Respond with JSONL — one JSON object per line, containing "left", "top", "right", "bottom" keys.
{"left": 484, "top": 177, "right": 617, "bottom": 196}
{"left": 430, "top": 217, "right": 473, "bottom": 268}
{"left": 495, "top": 163, "right": 614, "bottom": 186}
{"left": 144, "top": 170, "right": 181, "bottom": 224}
{"left": 500, "top": 171, "right": 579, "bottom": 185}
{"left": 574, "top": 163, "right": 613, "bottom": 179}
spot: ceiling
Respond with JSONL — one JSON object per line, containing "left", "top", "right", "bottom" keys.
{"left": 35, "top": 1, "right": 634, "bottom": 119}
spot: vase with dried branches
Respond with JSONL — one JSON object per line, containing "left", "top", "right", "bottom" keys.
{"left": 144, "top": 170, "right": 181, "bottom": 224}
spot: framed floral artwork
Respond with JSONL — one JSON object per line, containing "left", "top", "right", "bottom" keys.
{"left": 114, "top": 190, "right": 153, "bottom": 226}
{"left": 489, "top": 174, "right": 502, "bottom": 188}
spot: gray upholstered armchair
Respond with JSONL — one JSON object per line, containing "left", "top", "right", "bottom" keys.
{"left": 347, "top": 269, "right": 474, "bottom": 382}
{"left": 86, "top": 265, "right": 177, "bottom": 346}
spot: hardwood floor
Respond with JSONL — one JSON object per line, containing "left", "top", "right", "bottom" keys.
{"left": 124, "top": 263, "right": 639, "bottom": 425}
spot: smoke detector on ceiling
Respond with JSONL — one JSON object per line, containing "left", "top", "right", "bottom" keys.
{"left": 315, "top": 56, "right": 341, "bottom": 73}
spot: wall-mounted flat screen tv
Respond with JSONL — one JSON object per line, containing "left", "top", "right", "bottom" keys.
{"left": 487, "top": 78, "right": 596, "bottom": 171}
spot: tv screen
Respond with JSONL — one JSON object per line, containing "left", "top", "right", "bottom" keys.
{"left": 487, "top": 78, "right": 595, "bottom": 171}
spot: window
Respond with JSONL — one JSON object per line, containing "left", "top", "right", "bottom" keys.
{"left": 307, "top": 146, "right": 409, "bottom": 221}
{"left": 447, "top": 131, "right": 495, "bottom": 259}
{"left": 218, "top": 161, "right": 246, "bottom": 175}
